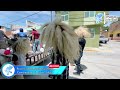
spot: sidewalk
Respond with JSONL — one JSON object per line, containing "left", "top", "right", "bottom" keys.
{"left": 84, "top": 45, "right": 112, "bottom": 53}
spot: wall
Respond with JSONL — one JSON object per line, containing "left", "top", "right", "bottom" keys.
{"left": 56, "top": 11, "right": 69, "bottom": 25}
{"left": 69, "top": 11, "right": 84, "bottom": 27}
{"left": 100, "top": 31, "right": 108, "bottom": 38}
{"left": 84, "top": 17, "right": 96, "bottom": 25}
{"left": 108, "top": 29, "right": 120, "bottom": 40}
{"left": 55, "top": 11, "right": 84, "bottom": 27}
{"left": 85, "top": 25, "right": 100, "bottom": 48}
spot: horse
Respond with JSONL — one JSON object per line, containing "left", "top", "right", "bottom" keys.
{"left": 40, "top": 18, "right": 80, "bottom": 79}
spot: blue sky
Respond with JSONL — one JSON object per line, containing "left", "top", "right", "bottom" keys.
{"left": 0, "top": 11, "right": 120, "bottom": 28}
{"left": 0, "top": 11, "right": 55, "bottom": 28}
{"left": 109, "top": 11, "right": 120, "bottom": 16}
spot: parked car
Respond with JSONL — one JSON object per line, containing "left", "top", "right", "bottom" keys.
{"left": 99, "top": 35, "right": 109, "bottom": 44}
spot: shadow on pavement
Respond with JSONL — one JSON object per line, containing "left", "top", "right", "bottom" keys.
{"left": 74, "top": 64, "right": 87, "bottom": 71}
{"left": 69, "top": 76, "right": 81, "bottom": 79}
{"left": 81, "top": 64, "right": 87, "bottom": 71}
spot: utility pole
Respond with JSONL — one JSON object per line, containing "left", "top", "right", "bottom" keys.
{"left": 51, "top": 11, "right": 52, "bottom": 22}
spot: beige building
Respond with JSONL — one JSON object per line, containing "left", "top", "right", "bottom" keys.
{"left": 109, "top": 21, "right": 120, "bottom": 40}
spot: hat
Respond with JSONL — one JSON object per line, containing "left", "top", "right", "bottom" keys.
{"left": 19, "top": 28, "right": 23, "bottom": 30}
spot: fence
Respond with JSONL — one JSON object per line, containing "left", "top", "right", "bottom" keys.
{"left": 26, "top": 49, "right": 52, "bottom": 66}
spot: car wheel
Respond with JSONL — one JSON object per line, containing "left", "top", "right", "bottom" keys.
{"left": 105, "top": 41, "right": 107, "bottom": 44}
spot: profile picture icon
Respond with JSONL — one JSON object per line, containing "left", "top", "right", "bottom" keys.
{"left": 1, "top": 63, "right": 15, "bottom": 79}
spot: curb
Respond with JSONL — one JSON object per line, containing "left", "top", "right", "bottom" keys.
{"left": 84, "top": 48, "right": 99, "bottom": 52}
{"left": 84, "top": 47, "right": 112, "bottom": 52}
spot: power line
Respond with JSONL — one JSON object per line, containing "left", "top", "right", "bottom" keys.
{"left": 1, "top": 11, "right": 42, "bottom": 26}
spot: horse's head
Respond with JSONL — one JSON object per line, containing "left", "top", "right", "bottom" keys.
{"left": 7, "top": 38, "right": 17, "bottom": 47}
{"left": 12, "top": 38, "right": 31, "bottom": 55}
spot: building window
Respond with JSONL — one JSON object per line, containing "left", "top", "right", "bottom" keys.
{"left": 89, "top": 28, "right": 95, "bottom": 38}
{"left": 61, "top": 11, "right": 69, "bottom": 21}
{"left": 61, "top": 11, "right": 65, "bottom": 15}
{"left": 90, "top": 11, "right": 95, "bottom": 17}
{"left": 84, "top": 11, "right": 96, "bottom": 18}
{"left": 110, "top": 34, "right": 113, "bottom": 37}
{"left": 116, "top": 33, "right": 120, "bottom": 37}
{"left": 61, "top": 16, "right": 64, "bottom": 21}
{"left": 85, "top": 11, "right": 89, "bottom": 18}
{"left": 65, "top": 15, "right": 69, "bottom": 20}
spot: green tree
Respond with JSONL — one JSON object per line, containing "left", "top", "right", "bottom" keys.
{"left": 102, "top": 26, "right": 109, "bottom": 31}
{"left": 118, "top": 17, "right": 120, "bottom": 21}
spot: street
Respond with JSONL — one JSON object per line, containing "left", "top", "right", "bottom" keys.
{"left": 69, "top": 40, "right": 120, "bottom": 79}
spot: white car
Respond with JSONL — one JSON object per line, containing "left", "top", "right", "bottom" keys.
{"left": 99, "top": 36, "right": 109, "bottom": 44}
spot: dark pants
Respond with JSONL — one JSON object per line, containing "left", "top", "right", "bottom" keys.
{"left": 75, "top": 51, "right": 83, "bottom": 74}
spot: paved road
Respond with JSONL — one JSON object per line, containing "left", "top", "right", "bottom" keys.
{"left": 69, "top": 40, "right": 120, "bottom": 79}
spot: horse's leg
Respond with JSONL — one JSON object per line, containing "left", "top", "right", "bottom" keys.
{"left": 55, "top": 52, "right": 61, "bottom": 79}
{"left": 49, "top": 50, "right": 56, "bottom": 79}
{"left": 62, "top": 58, "right": 69, "bottom": 79}
{"left": 66, "top": 60, "right": 69, "bottom": 79}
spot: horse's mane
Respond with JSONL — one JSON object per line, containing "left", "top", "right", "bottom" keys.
{"left": 0, "top": 40, "right": 8, "bottom": 49}
{"left": 12, "top": 38, "right": 30, "bottom": 55}
{"left": 40, "top": 18, "right": 80, "bottom": 64}
{"left": 74, "top": 26, "right": 91, "bottom": 38}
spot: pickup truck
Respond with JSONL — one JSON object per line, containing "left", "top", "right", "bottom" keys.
{"left": 99, "top": 35, "right": 109, "bottom": 44}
